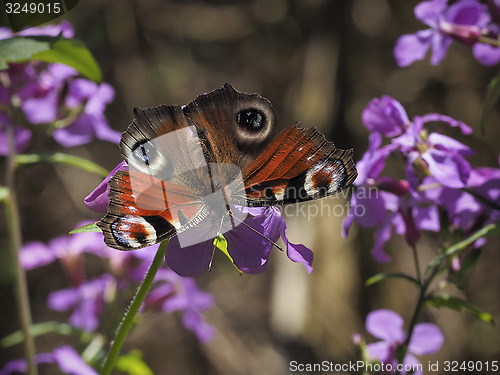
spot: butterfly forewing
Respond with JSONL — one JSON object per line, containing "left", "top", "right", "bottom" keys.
{"left": 243, "top": 126, "right": 357, "bottom": 205}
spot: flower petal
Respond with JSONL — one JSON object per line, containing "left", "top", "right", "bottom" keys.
{"left": 84, "top": 161, "right": 127, "bottom": 213}
{"left": 53, "top": 116, "right": 95, "bottom": 147}
{"left": 473, "top": 43, "right": 500, "bottom": 66}
{"left": 21, "top": 89, "right": 58, "bottom": 124}
{"left": 361, "top": 96, "right": 409, "bottom": 137}
{"left": 182, "top": 309, "right": 215, "bottom": 343}
{"left": 165, "top": 236, "right": 214, "bottom": 277}
{"left": 408, "top": 323, "right": 444, "bottom": 355}
{"left": 48, "top": 288, "right": 78, "bottom": 311}
{"left": 225, "top": 211, "right": 275, "bottom": 274}
{"left": 355, "top": 142, "right": 398, "bottom": 184}
{"left": 276, "top": 211, "right": 313, "bottom": 273}
{"left": 414, "top": 0, "right": 448, "bottom": 27}
{"left": 20, "top": 241, "right": 57, "bottom": 270}
{"left": 427, "top": 132, "right": 474, "bottom": 156}
{"left": 402, "top": 353, "right": 423, "bottom": 375}
{"left": 371, "top": 213, "right": 399, "bottom": 263}
{"left": 420, "top": 113, "right": 472, "bottom": 134}
{"left": 413, "top": 204, "right": 440, "bottom": 232}
{"left": 53, "top": 346, "right": 98, "bottom": 375}
{"left": 430, "top": 30, "right": 453, "bottom": 65}
{"left": 366, "top": 341, "right": 392, "bottom": 362}
{"left": 422, "top": 148, "right": 471, "bottom": 188}
{"left": 366, "top": 309, "right": 406, "bottom": 343}
{"left": 394, "top": 29, "right": 433, "bottom": 67}
{"left": 342, "top": 207, "right": 356, "bottom": 238}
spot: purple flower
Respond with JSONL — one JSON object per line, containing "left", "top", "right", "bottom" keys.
{"left": 394, "top": 0, "right": 489, "bottom": 66}
{"left": 0, "top": 345, "right": 96, "bottom": 375}
{"left": 146, "top": 269, "right": 215, "bottom": 342}
{"left": 87, "top": 163, "right": 314, "bottom": 276}
{"left": 361, "top": 96, "right": 410, "bottom": 137}
{"left": 52, "top": 78, "right": 120, "bottom": 147}
{"left": 165, "top": 206, "right": 313, "bottom": 276}
{"left": 0, "top": 21, "right": 120, "bottom": 155}
{"left": 48, "top": 274, "right": 113, "bottom": 332}
{"left": 365, "top": 309, "right": 444, "bottom": 374}
{"left": 393, "top": 115, "right": 474, "bottom": 189}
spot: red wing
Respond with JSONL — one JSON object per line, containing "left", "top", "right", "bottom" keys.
{"left": 98, "top": 170, "right": 208, "bottom": 250}
{"left": 242, "top": 126, "right": 357, "bottom": 205}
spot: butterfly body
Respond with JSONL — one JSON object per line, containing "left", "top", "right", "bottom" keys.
{"left": 98, "top": 84, "right": 357, "bottom": 250}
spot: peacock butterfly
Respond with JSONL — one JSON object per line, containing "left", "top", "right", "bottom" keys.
{"left": 97, "top": 83, "right": 357, "bottom": 250}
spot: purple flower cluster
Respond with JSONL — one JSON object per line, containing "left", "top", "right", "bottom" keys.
{"left": 20, "top": 221, "right": 214, "bottom": 338}
{"left": 0, "top": 21, "right": 120, "bottom": 155}
{"left": 395, "top": 0, "right": 500, "bottom": 66}
{"left": 360, "top": 309, "right": 444, "bottom": 375}
{"left": 85, "top": 162, "right": 314, "bottom": 277}
{"left": 343, "top": 96, "right": 500, "bottom": 262}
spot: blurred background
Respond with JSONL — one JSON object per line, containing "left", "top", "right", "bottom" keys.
{"left": 1, "top": 0, "right": 500, "bottom": 374}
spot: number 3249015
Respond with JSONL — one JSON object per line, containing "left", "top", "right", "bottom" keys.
{"left": 444, "top": 361, "right": 498, "bottom": 372}
{"left": 5, "top": 2, "right": 61, "bottom": 14}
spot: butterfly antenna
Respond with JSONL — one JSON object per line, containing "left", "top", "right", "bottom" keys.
{"left": 227, "top": 211, "right": 284, "bottom": 252}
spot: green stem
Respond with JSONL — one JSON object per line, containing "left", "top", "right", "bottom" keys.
{"left": 397, "top": 268, "right": 438, "bottom": 370}
{"left": 411, "top": 244, "right": 422, "bottom": 284}
{"left": 4, "top": 118, "right": 38, "bottom": 375}
{"left": 100, "top": 241, "right": 167, "bottom": 375}
{"left": 479, "top": 35, "right": 500, "bottom": 47}
{"left": 15, "top": 153, "right": 109, "bottom": 178}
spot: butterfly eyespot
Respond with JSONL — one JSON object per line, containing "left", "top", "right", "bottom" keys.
{"left": 236, "top": 108, "right": 266, "bottom": 132}
{"left": 126, "top": 139, "right": 173, "bottom": 179}
{"left": 131, "top": 142, "right": 157, "bottom": 166}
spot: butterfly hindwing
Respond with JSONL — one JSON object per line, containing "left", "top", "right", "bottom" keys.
{"left": 98, "top": 169, "right": 209, "bottom": 250}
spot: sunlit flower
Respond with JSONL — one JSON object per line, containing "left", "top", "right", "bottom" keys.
{"left": 394, "top": 0, "right": 489, "bottom": 66}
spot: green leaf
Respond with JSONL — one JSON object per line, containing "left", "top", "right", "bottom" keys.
{"left": 214, "top": 234, "right": 242, "bottom": 274}
{"left": 426, "top": 294, "right": 494, "bottom": 324}
{"left": 0, "top": 36, "right": 102, "bottom": 82}
{"left": 365, "top": 272, "right": 420, "bottom": 287}
{"left": 426, "top": 222, "right": 500, "bottom": 275}
{"left": 0, "top": 36, "right": 54, "bottom": 69}
{"left": 115, "top": 351, "right": 153, "bottom": 375}
{"left": 481, "top": 74, "right": 500, "bottom": 134}
{"left": 32, "top": 38, "right": 102, "bottom": 83}
{"left": 1, "top": 321, "right": 74, "bottom": 348}
{"left": 15, "top": 153, "right": 109, "bottom": 178}
{"left": 70, "top": 222, "right": 101, "bottom": 234}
